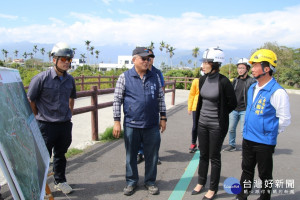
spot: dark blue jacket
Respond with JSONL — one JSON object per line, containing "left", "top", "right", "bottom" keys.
{"left": 123, "top": 67, "right": 160, "bottom": 128}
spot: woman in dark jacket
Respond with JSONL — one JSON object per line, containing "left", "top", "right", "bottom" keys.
{"left": 192, "top": 47, "right": 237, "bottom": 200}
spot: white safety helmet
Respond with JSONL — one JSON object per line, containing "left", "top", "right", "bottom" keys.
{"left": 51, "top": 42, "right": 74, "bottom": 58}
{"left": 202, "top": 47, "right": 225, "bottom": 64}
{"left": 237, "top": 58, "right": 251, "bottom": 71}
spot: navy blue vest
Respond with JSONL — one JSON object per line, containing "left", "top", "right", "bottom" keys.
{"left": 123, "top": 67, "right": 160, "bottom": 128}
{"left": 243, "top": 78, "right": 283, "bottom": 145}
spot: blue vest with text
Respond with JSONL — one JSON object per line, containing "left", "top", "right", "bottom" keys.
{"left": 123, "top": 67, "right": 159, "bottom": 128}
{"left": 243, "top": 78, "right": 283, "bottom": 145}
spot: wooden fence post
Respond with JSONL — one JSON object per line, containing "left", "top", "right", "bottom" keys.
{"left": 81, "top": 75, "right": 84, "bottom": 91}
{"left": 91, "top": 86, "right": 99, "bottom": 141}
{"left": 112, "top": 75, "right": 115, "bottom": 88}
{"left": 185, "top": 76, "right": 187, "bottom": 90}
{"left": 98, "top": 75, "right": 101, "bottom": 89}
{"left": 171, "top": 80, "right": 176, "bottom": 105}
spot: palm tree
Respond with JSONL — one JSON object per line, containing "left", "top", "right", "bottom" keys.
{"left": 2, "top": 49, "right": 7, "bottom": 61}
{"left": 80, "top": 53, "right": 86, "bottom": 62}
{"left": 148, "top": 41, "right": 155, "bottom": 50}
{"left": 159, "top": 41, "right": 165, "bottom": 52}
{"left": 95, "top": 50, "right": 100, "bottom": 64}
{"left": 28, "top": 52, "right": 34, "bottom": 59}
{"left": 80, "top": 53, "right": 86, "bottom": 71}
{"left": 22, "top": 52, "right": 28, "bottom": 61}
{"left": 72, "top": 48, "right": 77, "bottom": 56}
{"left": 14, "top": 50, "right": 19, "bottom": 60}
{"left": 159, "top": 41, "right": 165, "bottom": 67}
{"left": 90, "top": 46, "right": 94, "bottom": 65}
{"left": 3, "top": 50, "right": 9, "bottom": 62}
{"left": 192, "top": 47, "right": 200, "bottom": 68}
{"left": 85, "top": 40, "right": 91, "bottom": 65}
{"left": 33, "top": 45, "right": 38, "bottom": 58}
{"left": 168, "top": 46, "right": 175, "bottom": 68}
{"left": 47, "top": 51, "right": 52, "bottom": 63}
{"left": 39, "top": 48, "right": 45, "bottom": 67}
{"left": 40, "top": 48, "right": 45, "bottom": 57}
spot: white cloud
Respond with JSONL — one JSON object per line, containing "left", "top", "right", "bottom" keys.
{"left": 0, "top": 13, "right": 18, "bottom": 20}
{"left": 101, "top": 0, "right": 112, "bottom": 5}
{"left": 0, "top": 5, "right": 300, "bottom": 50}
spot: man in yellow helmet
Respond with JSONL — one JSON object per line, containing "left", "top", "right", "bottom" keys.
{"left": 235, "top": 49, "right": 291, "bottom": 200}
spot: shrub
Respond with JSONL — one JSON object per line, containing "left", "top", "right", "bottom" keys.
{"left": 99, "top": 126, "right": 124, "bottom": 141}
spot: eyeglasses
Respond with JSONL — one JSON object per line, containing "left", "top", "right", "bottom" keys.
{"left": 60, "top": 57, "right": 72, "bottom": 62}
{"left": 140, "top": 56, "right": 151, "bottom": 61}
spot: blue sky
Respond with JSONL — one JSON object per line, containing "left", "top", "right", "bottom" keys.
{"left": 1, "top": 0, "right": 300, "bottom": 57}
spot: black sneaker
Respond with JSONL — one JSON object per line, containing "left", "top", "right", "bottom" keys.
{"left": 144, "top": 184, "right": 159, "bottom": 195}
{"left": 137, "top": 153, "right": 144, "bottom": 164}
{"left": 189, "top": 143, "right": 197, "bottom": 153}
{"left": 123, "top": 185, "right": 137, "bottom": 196}
{"left": 222, "top": 146, "right": 236, "bottom": 152}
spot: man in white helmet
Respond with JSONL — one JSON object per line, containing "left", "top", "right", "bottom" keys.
{"left": 223, "top": 58, "right": 256, "bottom": 152}
{"left": 27, "top": 42, "right": 76, "bottom": 194}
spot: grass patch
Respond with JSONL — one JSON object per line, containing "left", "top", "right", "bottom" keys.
{"left": 65, "top": 148, "right": 84, "bottom": 158}
{"left": 99, "top": 126, "right": 124, "bottom": 141}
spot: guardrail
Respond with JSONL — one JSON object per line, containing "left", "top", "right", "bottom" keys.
{"left": 74, "top": 75, "right": 118, "bottom": 91}
{"left": 72, "top": 80, "right": 176, "bottom": 141}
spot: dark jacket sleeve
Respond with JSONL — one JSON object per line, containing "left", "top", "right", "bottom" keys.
{"left": 221, "top": 76, "right": 237, "bottom": 114}
{"left": 195, "top": 75, "right": 206, "bottom": 125}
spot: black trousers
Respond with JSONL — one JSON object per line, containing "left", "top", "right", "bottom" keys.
{"left": 38, "top": 120, "right": 72, "bottom": 183}
{"left": 191, "top": 111, "right": 198, "bottom": 144}
{"left": 237, "top": 139, "right": 275, "bottom": 200}
{"left": 197, "top": 121, "right": 225, "bottom": 192}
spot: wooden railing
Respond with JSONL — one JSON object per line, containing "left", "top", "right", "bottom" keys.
{"left": 24, "top": 75, "right": 178, "bottom": 141}
{"left": 165, "top": 76, "right": 196, "bottom": 90}
{"left": 72, "top": 80, "right": 176, "bottom": 141}
{"left": 74, "top": 75, "right": 118, "bottom": 91}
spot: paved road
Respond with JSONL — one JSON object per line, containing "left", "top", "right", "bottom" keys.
{"left": 1, "top": 90, "right": 300, "bottom": 200}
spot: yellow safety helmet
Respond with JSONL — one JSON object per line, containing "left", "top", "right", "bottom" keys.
{"left": 249, "top": 49, "right": 277, "bottom": 67}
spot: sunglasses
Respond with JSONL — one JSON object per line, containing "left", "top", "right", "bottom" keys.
{"left": 140, "top": 56, "right": 151, "bottom": 61}
{"left": 60, "top": 57, "right": 72, "bottom": 62}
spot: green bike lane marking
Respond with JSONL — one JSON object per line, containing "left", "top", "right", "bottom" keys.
{"left": 168, "top": 150, "right": 200, "bottom": 200}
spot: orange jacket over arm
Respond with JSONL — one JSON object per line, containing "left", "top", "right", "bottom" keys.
{"left": 188, "top": 78, "right": 199, "bottom": 111}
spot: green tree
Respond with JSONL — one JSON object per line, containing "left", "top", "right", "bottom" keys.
{"left": 148, "top": 41, "right": 155, "bottom": 50}
{"left": 168, "top": 46, "right": 175, "bottom": 68}
{"left": 2, "top": 49, "right": 9, "bottom": 62}
{"left": 33, "top": 45, "right": 38, "bottom": 58}
{"left": 90, "top": 46, "right": 95, "bottom": 65}
{"left": 48, "top": 51, "right": 52, "bottom": 63}
{"left": 220, "top": 64, "right": 238, "bottom": 81}
{"left": 22, "top": 52, "right": 28, "bottom": 61}
{"left": 40, "top": 48, "right": 45, "bottom": 58}
{"left": 192, "top": 47, "right": 200, "bottom": 68}
{"left": 95, "top": 50, "right": 100, "bottom": 64}
{"left": 164, "top": 69, "right": 193, "bottom": 89}
{"left": 85, "top": 40, "right": 91, "bottom": 65}
{"left": 14, "top": 50, "right": 19, "bottom": 60}
{"left": 72, "top": 48, "right": 77, "bottom": 56}
{"left": 159, "top": 41, "right": 165, "bottom": 52}
{"left": 159, "top": 41, "right": 165, "bottom": 67}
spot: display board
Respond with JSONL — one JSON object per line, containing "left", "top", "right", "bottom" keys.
{"left": 0, "top": 67, "right": 50, "bottom": 200}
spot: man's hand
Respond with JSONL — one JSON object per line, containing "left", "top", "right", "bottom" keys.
{"left": 113, "top": 121, "right": 121, "bottom": 138}
{"left": 188, "top": 110, "right": 192, "bottom": 115}
{"left": 160, "top": 120, "right": 166, "bottom": 133}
